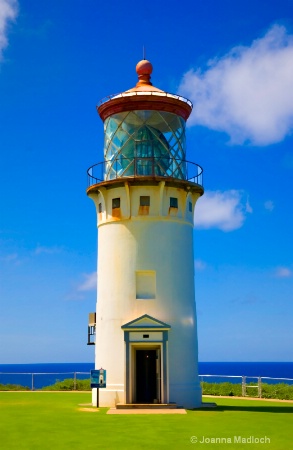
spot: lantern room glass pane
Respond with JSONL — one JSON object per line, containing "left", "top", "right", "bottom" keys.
{"left": 104, "top": 110, "right": 187, "bottom": 180}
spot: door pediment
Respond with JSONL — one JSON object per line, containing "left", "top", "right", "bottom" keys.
{"left": 121, "top": 314, "right": 171, "bottom": 330}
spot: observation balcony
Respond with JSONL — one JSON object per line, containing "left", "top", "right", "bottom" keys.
{"left": 87, "top": 157, "right": 203, "bottom": 188}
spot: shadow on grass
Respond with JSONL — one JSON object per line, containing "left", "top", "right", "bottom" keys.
{"left": 193, "top": 405, "right": 293, "bottom": 414}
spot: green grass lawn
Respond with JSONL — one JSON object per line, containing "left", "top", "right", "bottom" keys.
{"left": 0, "top": 392, "right": 292, "bottom": 450}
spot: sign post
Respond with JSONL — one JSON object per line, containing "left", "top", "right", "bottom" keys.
{"left": 90, "top": 368, "right": 107, "bottom": 407}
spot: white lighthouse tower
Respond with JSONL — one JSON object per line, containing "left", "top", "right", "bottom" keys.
{"left": 87, "top": 60, "right": 204, "bottom": 409}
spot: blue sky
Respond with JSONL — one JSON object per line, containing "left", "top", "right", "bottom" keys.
{"left": 0, "top": 0, "right": 292, "bottom": 364}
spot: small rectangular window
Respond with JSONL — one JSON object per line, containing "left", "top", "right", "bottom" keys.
{"left": 189, "top": 201, "right": 192, "bottom": 212}
{"left": 140, "top": 196, "right": 150, "bottom": 206}
{"left": 98, "top": 202, "right": 102, "bottom": 213}
{"left": 170, "top": 197, "right": 178, "bottom": 208}
{"left": 112, "top": 198, "right": 120, "bottom": 209}
{"left": 139, "top": 195, "right": 150, "bottom": 215}
{"left": 136, "top": 271, "right": 156, "bottom": 299}
{"left": 143, "top": 334, "right": 149, "bottom": 339}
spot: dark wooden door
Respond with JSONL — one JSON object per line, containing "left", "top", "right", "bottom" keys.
{"left": 136, "top": 350, "right": 157, "bottom": 403}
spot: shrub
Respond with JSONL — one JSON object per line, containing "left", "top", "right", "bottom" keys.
{"left": 0, "top": 383, "right": 30, "bottom": 391}
{"left": 0, "top": 378, "right": 91, "bottom": 391}
{"left": 201, "top": 382, "right": 242, "bottom": 397}
{"left": 261, "top": 383, "right": 293, "bottom": 400}
{"left": 41, "top": 378, "right": 91, "bottom": 391}
{"left": 201, "top": 381, "right": 293, "bottom": 400}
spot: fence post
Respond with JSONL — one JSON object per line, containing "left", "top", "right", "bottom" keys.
{"left": 242, "top": 376, "right": 246, "bottom": 397}
{"left": 74, "top": 372, "right": 76, "bottom": 391}
{"left": 31, "top": 373, "right": 34, "bottom": 391}
{"left": 258, "top": 377, "right": 262, "bottom": 398}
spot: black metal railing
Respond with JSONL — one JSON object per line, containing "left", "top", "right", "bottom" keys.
{"left": 87, "top": 157, "right": 203, "bottom": 187}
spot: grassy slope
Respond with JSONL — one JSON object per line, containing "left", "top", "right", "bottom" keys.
{"left": 0, "top": 393, "right": 292, "bottom": 449}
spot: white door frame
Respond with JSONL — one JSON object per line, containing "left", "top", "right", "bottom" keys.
{"left": 121, "top": 314, "right": 170, "bottom": 404}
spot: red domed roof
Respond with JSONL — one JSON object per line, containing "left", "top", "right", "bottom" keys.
{"left": 97, "top": 60, "right": 192, "bottom": 121}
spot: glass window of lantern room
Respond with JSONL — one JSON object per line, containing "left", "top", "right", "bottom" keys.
{"left": 103, "top": 111, "right": 187, "bottom": 180}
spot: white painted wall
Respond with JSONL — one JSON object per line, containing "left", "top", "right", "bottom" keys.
{"left": 89, "top": 181, "right": 202, "bottom": 408}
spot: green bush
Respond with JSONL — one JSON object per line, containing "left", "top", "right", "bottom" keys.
{"left": 0, "top": 378, "right": 91, "bottom": 391}
{"left": 41, "top": 378, "right": 91, "bottom": 391}
{"left": 0, "top": 383, "right": 30, "bottom": 391}
{"left": 201, "top": 381, "right": 242, "bottom": 397}
{"left": 261, "top": 382, "right": 293, "bottom": 400}
{"left": 201, "top": 381, "right": 293, "bottom": 400}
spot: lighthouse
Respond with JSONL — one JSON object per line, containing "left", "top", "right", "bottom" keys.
{"left": 87, "top": 59, "right": 204, "bottom": 409}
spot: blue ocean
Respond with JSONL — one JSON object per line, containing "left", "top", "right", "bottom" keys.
{"left": 0, "top": 362, "right": 292, "bottom": 389}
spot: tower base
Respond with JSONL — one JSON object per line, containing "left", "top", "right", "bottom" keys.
{"left": 91, "top": 382, "right": 202, "bottom": 409}
{"left": 169, "top": 381, "right": 202, "bottom": 409}
{"left": 91, "top": 387, "right": 124, "bottom": 408}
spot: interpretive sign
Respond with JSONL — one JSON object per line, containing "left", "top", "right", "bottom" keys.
{"left": 90, "top": 368, "right": 106, "bottom": 388}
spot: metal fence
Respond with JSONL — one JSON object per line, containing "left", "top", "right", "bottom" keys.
{"left": 1, "top": 372, "right": 293, "bottom": 395}
{"left": 0, "top": 372, "right": 91, "bottom": 391}
{"left": 199, "top": 374, "right": 293, "bottom": 398}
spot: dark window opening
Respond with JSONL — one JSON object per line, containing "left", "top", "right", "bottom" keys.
{"left": 112, "top": 198, "right": 120, "bottom": 209}
{"left": 189, "top": 201, "right": 192, "bottom": 212}
{"left": 98, "top": 202, "right": 102, "bottom": 213}
{"left": 170, "top": 197, "right": 178, "bottom": 208}
{"left": 140, "top": 196, "right": 150, "bottom": 206}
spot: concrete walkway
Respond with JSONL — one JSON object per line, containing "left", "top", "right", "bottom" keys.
{"left": 107, "top": 408, "right": 187, "bottom": 414}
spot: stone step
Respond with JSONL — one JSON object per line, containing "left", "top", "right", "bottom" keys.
{"left": 116, "top": 403, "right": 178, "bottom": 409}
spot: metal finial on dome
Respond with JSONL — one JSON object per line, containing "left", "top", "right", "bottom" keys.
{"left": 135, "top": 59, "right": 153, "bottom": 87}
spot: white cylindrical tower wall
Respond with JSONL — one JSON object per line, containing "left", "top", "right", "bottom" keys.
{"left": 89, "top": 180, "right": 202, "bottom": 408}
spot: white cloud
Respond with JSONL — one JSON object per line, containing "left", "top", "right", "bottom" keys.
{"left": 179, "top": 25, "right": 293, "bottom": 145}
{"left": 264, "top": 200, "right": 275, "bottom": 211}
{"left": 0, "top": 252, "right": 18, "bottom": 262}
{"left": 34, "top": 245, "right": 63, "bottom": 255}
{"left": 274, "top": 267, "right": 292, "bottom": 278}
{"left": 0, "top": 0, "right": 18, "bottom": 61}
{"left": 194, "top": 190, "right": 251, "bottom": 231}
{"left": 77, "top": 272, "right": 97, "bottom": 291}
{"left": 245, "top": 196, "right": 253, "bottom": 213}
